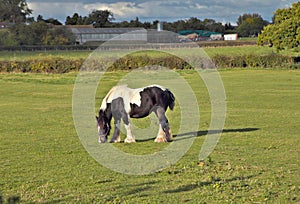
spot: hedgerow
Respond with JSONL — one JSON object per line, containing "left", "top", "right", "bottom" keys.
{"left": 0, "top": 53, "right": 297, "bottom": 73}
{"left": 0, "top": 57, "right": 84, "bottom": 73}
{"left": 211, "top": 53, "right": 296, "bottom": 68}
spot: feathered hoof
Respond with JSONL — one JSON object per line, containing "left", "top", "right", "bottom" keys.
{"left": 154, "top": 137, "right": 168, "bottom": 143}
{"left": 124, "top": 138, "right": 136, "bottom": 143}
{"left": 166, "top": 129, "right": 173, "bottom": 142}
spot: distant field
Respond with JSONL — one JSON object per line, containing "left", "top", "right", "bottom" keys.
{"left": 0, "top": 70, "right": 299, "bottom": 203}
{"left": 0, "top": 45, "right": 298, "bottom": 62}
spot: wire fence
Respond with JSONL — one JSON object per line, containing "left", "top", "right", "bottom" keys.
{"left": 0, "top": 40, "right": 257, "bottom": 52}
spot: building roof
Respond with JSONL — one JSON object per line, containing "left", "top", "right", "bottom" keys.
{"left": 178, "top": 30, "right": 222, "bottom": 37}
{"left": 65, "top": 24, "right": 94, "bottom": 29}
{"left": 70, "top": 27, "right": 146, "bottom": 35}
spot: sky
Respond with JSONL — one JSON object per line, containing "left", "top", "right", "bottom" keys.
{"left": 27, "top": 0, "right": 298, "bottom": 25}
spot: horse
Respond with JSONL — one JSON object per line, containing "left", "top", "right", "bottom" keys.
{"left": 96, "top": 84, "right": 175, "bottom": 143}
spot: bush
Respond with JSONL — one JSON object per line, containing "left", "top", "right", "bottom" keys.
{"left": 0, "top": 58, "right": 84, "bottom": 73}
{"left": 0, "top": 53, "right": 297, "bottom": 73}
{"left": 211, "top": 53, "right": 295, "bottom": 68}
{"left": 109, "top": 55, "right": 191, "bottom": 70}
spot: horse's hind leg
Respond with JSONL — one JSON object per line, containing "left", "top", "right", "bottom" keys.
{"left": 155, "top": 124, "right": 167, "bottom": 143}
{"left": 154, "top": 107, "right": 173, "bottom": 143}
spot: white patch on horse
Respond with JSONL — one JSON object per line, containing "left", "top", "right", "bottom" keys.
{"left": 130, "top": 84, "right": 166, "bottom": 107}
{"left": 100, "top": 84, "right": 166, "bottom": 113}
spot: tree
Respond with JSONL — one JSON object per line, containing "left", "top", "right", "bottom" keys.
{"left": 258, "top": 2, "right": 300, "bottom": 50}
{"left": 36, "top": 15, "right": 62, "bottom": 25}
{"left": 186, "top": 17, "right": 205, "bottom": 30}
{"left": 237, "top": 13, "right": 262, "bottom": 26}
{"left": 37, "top": 15, "right": 44, "bottom": 22}
{"left": 29, "top": 21, "right": 48, "bottom": 44}
{"left": 86, "top": 10, "right": 114, "bottom": 27}
{"left": 0, "top": 0, "right": 32, "bottom": 23}
{"left": 65, "top": 13, "right": 84, "bottom": 25}
{"left": 224, "top": 22, "right": 236, "bottom": 34}
{"left": 237, "top": 13, "right": 268, "bottom": 37}
{"left": 10, "top": 23, "right": 36, "bottom": 45}
{"left": 225, "top": 22, "right": 234, "bottom": 30}
{"left": 8, "top": 21, "right": 75, "bottom": 45}
{"left": 203, "top": 18, "right": 225, "bottom": 33}
{"left": 44, "top": 18, "right": 62, "bottom": 25}
{"left": 0, "top": 29, "right": 18, "bottom": 46}
{"left": 43, "top": 25, "right": 75, "bottom": 45}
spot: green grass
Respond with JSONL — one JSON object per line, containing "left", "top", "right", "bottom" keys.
{"left": 0, "top": 45, "right": 298, "bottom": 62}
{"left": 0, "top": 70, "right": 299, "bottom": 203}
{"left": 203, "top": 45, "right": 299, "bottom": 57}
{"left": 0, "top": 50, "right": 91, "bottom": 61}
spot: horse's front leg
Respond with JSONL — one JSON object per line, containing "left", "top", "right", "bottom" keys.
{"left": 110, "top": 120, "right": 121, "bottom": 143}
{"left": 122, "top": 114, "right": 136, "bottom": 143}
{"left": 155, "top": 107, "right": 173, "bottom": 143}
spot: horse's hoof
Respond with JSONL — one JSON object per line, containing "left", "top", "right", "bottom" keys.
{"left": 166, "top": 135, "right": 173, "bottom": 142}
{"left": 154, "top": 137, "right": 167, "bottom": 143}
{"left": 109, "top": 140, "right": 120, "bottom": 143}
{"left": 124, "top": 138, "right": 136, "bottom": 143}
{"left": 168, "top": 129, "right": 173, "bottom": 141}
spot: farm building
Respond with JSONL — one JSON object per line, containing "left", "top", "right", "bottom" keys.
{"left": 68, "top": 25, "right": 146, "bottom": 44}
{"left": 224, "top": 34, "right": 238, "bottom": 41}
{"left": 178, "top": 30, "right": 223, "bottom": 41}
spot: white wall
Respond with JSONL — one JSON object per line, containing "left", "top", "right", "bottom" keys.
{"left": 224, "top": 34, "right": 238, "bottom": 41}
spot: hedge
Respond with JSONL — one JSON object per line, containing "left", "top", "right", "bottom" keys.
{"left": 211, "top": 53, "right": 296, "bottom": 68}
{"left": 0, "top": 58, "right": 84, "bottom": 73}
{"left": 0, "top": 54, "right": 298, "bottom": 73}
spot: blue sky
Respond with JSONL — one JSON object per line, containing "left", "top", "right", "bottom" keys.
{"left": 27, "top": 0, "right": 298, "bottom": 25}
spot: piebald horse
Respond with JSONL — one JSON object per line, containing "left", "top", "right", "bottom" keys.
{"left": 96, "top": 84, "right": 175, "bottom": 143}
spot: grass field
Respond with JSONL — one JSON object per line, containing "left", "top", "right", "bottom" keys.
{"left": 0, "top": 45, "right": 298, "bottom": 62}
{"left": 0, "top": 69, "right": 299, "bottom": 203}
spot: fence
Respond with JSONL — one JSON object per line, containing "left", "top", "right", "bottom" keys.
{"left": 0, "top": 40, "right": 257, "bottom": 52}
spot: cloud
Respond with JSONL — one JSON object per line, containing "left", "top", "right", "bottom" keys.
{"left": 83, "top": 2, "right": 147, "bottom": 18}
{"left": 27, "top": 2, "right": 89, "bottom": 22}
{"left": 27, "top": 0, "right": 299, "bottom": 24}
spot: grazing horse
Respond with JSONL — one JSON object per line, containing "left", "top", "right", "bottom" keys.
{"left": 96, "top": 84, "right": 175, "bottom": 143}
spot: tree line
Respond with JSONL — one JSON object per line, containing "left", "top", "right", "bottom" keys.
{"left": 65, "top": 11, "right": 227, "bottom": 34}
{"left": 64, "top": 10, "right": 269, "bottom": 37}
{"left": 0, "top": 0, "right": 299, "bottom": 50}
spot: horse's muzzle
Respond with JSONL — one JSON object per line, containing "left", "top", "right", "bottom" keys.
{"left": 98, "top": 135, "right": 107, "bottom": 143}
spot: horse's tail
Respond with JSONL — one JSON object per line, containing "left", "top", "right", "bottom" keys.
{"left": 165, "top": 89, "right": 175, "bottom": 111}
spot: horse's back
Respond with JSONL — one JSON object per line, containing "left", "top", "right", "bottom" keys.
{"left": 100, "top": 84, "right": 174, "bottom": 114}
{"left": 100, "top": 85, "right": 142, "bottom": 111}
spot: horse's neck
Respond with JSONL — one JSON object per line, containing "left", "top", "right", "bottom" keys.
{"left": 104, "top": 106, "right": 112, "bottom": 122}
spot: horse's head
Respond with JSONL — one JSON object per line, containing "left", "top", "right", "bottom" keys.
{"left": 96, "top": 110, "right": 110, "bottom": 143}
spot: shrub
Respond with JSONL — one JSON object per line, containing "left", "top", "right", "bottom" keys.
{"left": 0, "top": 53, "right": 297, "bottom": 73}
{"left": 0, "top": 58, "right": 84, "bottom": 73}
{"left": 211, "top": 53, "right": 295, "bottom": 68}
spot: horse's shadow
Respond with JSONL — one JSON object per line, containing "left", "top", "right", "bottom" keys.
{"left": 163, "top": 174, "right": 257, "bottom": 194}
{"left": 136, "top": 128, "right": 259, "bottom": 142}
